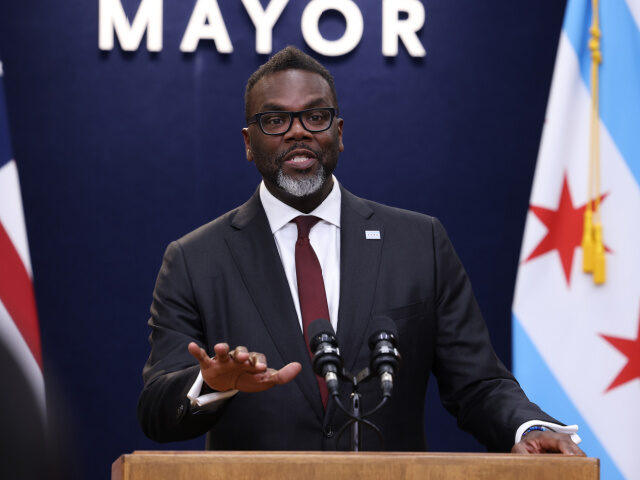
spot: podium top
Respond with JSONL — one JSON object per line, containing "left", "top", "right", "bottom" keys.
{"left": 113, "top": 451, "right": 598, "bottom": 480}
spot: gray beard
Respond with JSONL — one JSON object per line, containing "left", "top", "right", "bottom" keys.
{"left": 276, "top": 166, "right": 327, "bottom": 198}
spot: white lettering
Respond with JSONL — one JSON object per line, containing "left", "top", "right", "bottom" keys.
{"left": 382, "top": 0, "right": 426, "bottom": 57}
{"left": 301, "top": 0, "right": 363, "bottom": 57}
{"left": 241, "top": 0, "right": 288, "bottom": 54}
{"left": 180, "top": 0, "right": 233, "bottom": 53}
{"left": 97, "top": 0, "right": 428, "bottom": 57}
{"left": 98, "top": 0, "right": 163, "bottom": 51}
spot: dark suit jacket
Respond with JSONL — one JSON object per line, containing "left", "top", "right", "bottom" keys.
{"left": 137, "top": 186, "right": 556, "bottom": 452}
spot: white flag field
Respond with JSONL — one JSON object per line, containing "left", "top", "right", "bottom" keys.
{"left": 512, "top": 0, "right": 640, "bottom": 479}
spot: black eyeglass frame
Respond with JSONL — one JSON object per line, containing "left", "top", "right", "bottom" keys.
{"left": 247, "top": 107, "right": 337, "bottom": 136}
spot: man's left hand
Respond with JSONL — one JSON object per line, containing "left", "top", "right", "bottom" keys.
{"left": 511, "top": 430, "right": 585, "bottom": 455}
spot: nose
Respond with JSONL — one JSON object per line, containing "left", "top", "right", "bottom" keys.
{"left": 284, "top": 115, "right": 312, "bottom": 141}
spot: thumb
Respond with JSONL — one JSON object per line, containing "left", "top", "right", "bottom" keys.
{"left": 272, "top": 362, "right": 302, "bottom": 385}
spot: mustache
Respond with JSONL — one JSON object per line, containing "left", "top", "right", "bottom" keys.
{"left": 275, "top": 144, "right": 323, "bottom": 163}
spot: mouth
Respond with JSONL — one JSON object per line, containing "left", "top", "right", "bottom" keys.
{"left": 282, "top": 149, "right": 317, "bottom": 171}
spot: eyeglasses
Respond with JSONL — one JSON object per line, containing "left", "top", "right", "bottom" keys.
{"left": 247, "top": 107, "right": 337, "bottom": 136}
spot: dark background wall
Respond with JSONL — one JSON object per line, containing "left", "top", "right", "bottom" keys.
{"left": 0, "top": 1, "right": 566, "bottom": 478}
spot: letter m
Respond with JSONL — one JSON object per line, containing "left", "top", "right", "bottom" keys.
{"left": 99, "top": 0, "right": 163, "bottom": 51}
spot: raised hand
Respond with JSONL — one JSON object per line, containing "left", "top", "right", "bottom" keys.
{"left": 188, "top": 342, "right": 301, "bottom": 393}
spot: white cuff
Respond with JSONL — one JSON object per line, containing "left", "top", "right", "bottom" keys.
{"left": 186, "top": 371, "right": 238, "bottom": 408}
{"left": 515, "top": 420, "right": 581, "bottom": 444}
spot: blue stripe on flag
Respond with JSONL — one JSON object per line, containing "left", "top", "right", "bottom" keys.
{"left": 0, "top": 72, "right": 13, "bottom": 168}
{"left": 563, "top": 0, "right": 640, "bottom": 188}
{"left": 512, "top": 315, "right": 624, "bottom": 480}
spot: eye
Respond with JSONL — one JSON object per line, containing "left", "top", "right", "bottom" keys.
{"left": 263, "top": 115, "right": 285, "bottom": 125}
{"left": 305, "top": 110, "right": 330, "bottom": 124}
{"left": 260, "top": 113, "right": 290, "bottom": 131}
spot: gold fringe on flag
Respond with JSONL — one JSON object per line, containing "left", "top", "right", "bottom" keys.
{"left": 582, "top": 0, "right": 606, "bottom": 284}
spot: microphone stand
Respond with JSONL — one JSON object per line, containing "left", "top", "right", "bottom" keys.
{"left": 331, "top": 367, "right": 389, "bottom": 451}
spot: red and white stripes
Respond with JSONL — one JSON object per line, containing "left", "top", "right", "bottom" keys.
{"left": 0, "top": 158, "right": 45, "bottom": 416}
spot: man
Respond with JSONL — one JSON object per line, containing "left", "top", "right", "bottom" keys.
{"left": 138, "top": 46, "right": 583, "bottom": 454}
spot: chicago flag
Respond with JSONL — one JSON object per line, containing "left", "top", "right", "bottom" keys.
{"left": 512, "top": 0, "right": 640, "bottom": 479}
{"left": 0, "top": 61, "right": 45, "bottom": 417}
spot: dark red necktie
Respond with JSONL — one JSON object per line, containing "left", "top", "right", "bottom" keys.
{"left": 292, "top": 215, "right": 329, "bottom": 407}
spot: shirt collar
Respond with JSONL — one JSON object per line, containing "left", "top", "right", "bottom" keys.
{"left": 259, "top": 175, "right": 342, "bottom": 234}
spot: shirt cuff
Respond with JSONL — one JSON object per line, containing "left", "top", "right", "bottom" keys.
{"left": 515, "top": 420, "right": 581, "bottom": 444}
{"left": 186, "top": 370, "right": 238, "bottom": 409}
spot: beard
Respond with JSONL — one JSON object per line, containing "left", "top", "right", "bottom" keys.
{"left": 276, "top": 164, "right": 327, "bottom": 197}
{"left": 254, "top": 142, "right": 337, "bottom": 198}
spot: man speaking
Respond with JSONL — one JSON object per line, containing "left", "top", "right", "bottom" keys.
{"left": 138, "top": 46, "right": 583, "bottom": 454}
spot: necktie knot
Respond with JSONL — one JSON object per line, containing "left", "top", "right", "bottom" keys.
{"left": 292, "top": 215, "right": 321, "bottom": 239}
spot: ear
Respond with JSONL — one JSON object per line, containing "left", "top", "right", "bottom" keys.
{"left": 336, "top": 117, "right": 344, "bottom": 153}
{"left": 242, "top": 128, "right": 254, "bottom": 162}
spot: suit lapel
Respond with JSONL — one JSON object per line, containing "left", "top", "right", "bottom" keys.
{"left": 336, "top": 187, "right": 384, "bottom": 374}
{"left": 225, "top": 191, "right": 324, "bottom": 422}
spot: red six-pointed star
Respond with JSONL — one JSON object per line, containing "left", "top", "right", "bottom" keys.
{"left": 524, "top": 173, "right": 608, "bottom": 286}
{"left": 600, "top": 306, "right": 640, "bottom": 392}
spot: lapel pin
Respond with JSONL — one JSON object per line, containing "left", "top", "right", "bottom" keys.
{"left": 365, "top": 230, "right": 381, "bottom": 240}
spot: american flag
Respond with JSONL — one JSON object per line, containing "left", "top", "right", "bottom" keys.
{"left": 0, "top": 60, "right": 45, "bottom": 417}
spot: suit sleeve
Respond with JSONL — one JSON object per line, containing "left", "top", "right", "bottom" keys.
{"left": 429, "top": 218, "right": 558, "bottom": 452}
{"left": 137, "top": 240, "right": 224, "bottom": 442}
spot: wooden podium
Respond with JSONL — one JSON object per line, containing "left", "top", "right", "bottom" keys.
{"left": 112, "top": 451, "right": 599, "bottom": 480}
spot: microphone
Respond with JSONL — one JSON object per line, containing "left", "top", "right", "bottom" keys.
{"left": 308, "top": 318, "right": 343, "bottom": 398}
{"left": 368, "top": 316, "right": 401, "bottom": 397}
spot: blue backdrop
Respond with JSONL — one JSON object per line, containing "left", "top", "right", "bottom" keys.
{"left": 0, "top": 1, "right": 566, "bottom": 478}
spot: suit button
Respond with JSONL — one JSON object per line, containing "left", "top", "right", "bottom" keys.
{"left": 324, "top": 426, "right": 334, "bottom": 438}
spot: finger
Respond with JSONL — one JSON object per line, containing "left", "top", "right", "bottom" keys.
{"left": 230, "top": 346, "right": 249, "bottom": 363}
{"left": 213, "top": 343, "right": 230, "bottom": 361}
{"left": 187, "top": 342, "right": 212, "bottom": 368}
{"left": 537, "top": 435, "right": 561, "bottom": 453}
{"left": 572, "top": 445, "right": 586, "bottom": 457}
{"left": 557, "top": 438, "right": 585, "bottom": 456}
{"left": 511, "top": 440, "right": 537, "bottom": 454}
{"left": 271, "top": 362, "right": 302, "bottom": 385}
{"left": 248, "top": 352, "right": 267, "bottom": 368}
{"left": 233, "top": 362, "right": 303, "bottom": 392}
{"left": 511, "top": 443, "right": 527, "bottom": 454}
